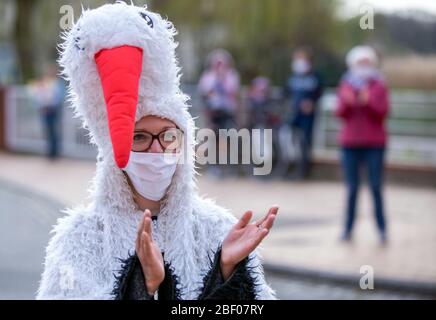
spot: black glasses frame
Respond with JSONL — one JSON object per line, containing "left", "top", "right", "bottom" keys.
{"left": 132, "top": 127, "right": 184, "bottom": 152}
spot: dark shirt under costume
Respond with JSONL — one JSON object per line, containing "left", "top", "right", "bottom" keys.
{"left": 112, "top": 217, "right": 258, "bottom": 300}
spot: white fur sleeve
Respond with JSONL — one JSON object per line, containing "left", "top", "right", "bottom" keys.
{"left": 201, "top": 199, "right": 277, "bottom": 300}
{"left": 36, "top": 210, "right": 112, "bottom": 300}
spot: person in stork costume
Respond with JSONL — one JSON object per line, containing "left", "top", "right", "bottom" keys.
{"left": 37, "top": 1, "right": 278, "bottom": 300}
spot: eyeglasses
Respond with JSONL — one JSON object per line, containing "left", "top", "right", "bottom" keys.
{"left": 132, "top": 127, "right": 184, "bottom": 152}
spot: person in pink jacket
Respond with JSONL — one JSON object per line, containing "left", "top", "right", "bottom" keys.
{"left": 336, "top": 46, "right": 390, "bottom": 244}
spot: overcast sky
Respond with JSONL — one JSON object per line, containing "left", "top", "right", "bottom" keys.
{"left": 339, "top": 0, "right": 436, "bottom": 18}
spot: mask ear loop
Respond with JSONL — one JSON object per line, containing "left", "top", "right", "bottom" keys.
{"left": 122, "top": 170, "right": 139, "bottom": 202}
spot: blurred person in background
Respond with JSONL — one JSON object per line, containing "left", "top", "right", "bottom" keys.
{"left": 336, "top": 46, "right": 390, "bottom": 244}
{"left": 248, "top": 76, "right": 272, "bottom": 129}
{"left": 284, "top": 47, "right": 323, "bottom": 180}
{"left": 199, "top": 49, "right": 240, "bottom": 131}
{"left": 198, "top": 49, "right": 240, "bottom": 177}
{"left": 247, "top": 76, "right": 276, "bottom": 179}
{"left": 28, "top": 63, "right": 65, "bottom": 160}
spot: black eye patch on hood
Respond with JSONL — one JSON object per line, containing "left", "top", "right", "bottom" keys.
{"left": 139, "top": 12, "right": 154, "bottom": 29}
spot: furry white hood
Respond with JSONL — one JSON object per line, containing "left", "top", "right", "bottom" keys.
{"left": 37, "top": 1, "right": 275, "bottom": 300}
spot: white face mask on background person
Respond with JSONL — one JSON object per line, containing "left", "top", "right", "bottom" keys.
{"left": 123, "top": 151, "right": 180, "bottom": 201}
{"left": 292, "top": 58, "right": 311, "bottom": 74}
{"left": 351, "top": 65, "right": 376, "bottom": 81}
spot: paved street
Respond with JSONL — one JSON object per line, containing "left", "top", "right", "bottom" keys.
{"left": 0, "top": 181, "right": 61, "bottom": 299}
{"left": 0, "top": 151, "right": 435, "bottom": 299}
{"left": 0, "top": 180, "right": 432, "bottom": 300}
{"left": 266, "top": 274, "right": 433, "bottom": 300}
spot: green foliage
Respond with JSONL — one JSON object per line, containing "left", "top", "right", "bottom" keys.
{"left": 6, "top": 0, "right": 436, "bottom": 88}
{"left": 152, "top": 0, "right": 344, "bottom": 85}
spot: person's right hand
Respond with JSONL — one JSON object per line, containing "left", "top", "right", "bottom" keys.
{"left": 358, "top": 87, "right": 370, "bottom": 106}
{"left": 136, "top": 209, "right": 165, "bottom": 295}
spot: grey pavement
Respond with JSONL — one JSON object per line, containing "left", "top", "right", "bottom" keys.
{"left": 0, "top": 180, "right": 63, "bottom": 299}
{"left": 0, "top": 179, "right": 433, "bottom": 299}
{"left": 0, "top": 151, "right": 435, "bottom": 299}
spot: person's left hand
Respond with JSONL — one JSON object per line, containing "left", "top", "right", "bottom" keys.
{"left": 220, "top": 206, "right": 279, "bottom": 281}
{"left": 358, "top": 87, "right": 370, "bottom": 106}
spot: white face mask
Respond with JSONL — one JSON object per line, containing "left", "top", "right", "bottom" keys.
{"left": 292, "top": 58, "right": 311, "bottom": 74}
{"left": 351, "top": 65, "right": 376, "bottom": 81}
{"left": 123, "top": 152, "right": 180, "bottom": 201}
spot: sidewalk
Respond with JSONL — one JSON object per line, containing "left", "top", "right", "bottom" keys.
{"left": 0, "top": 151, "right": 435, "bottom": 292}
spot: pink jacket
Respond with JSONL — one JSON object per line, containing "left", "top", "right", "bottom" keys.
{"left": 336, "top": 79, "right": 390, "bottom": 147}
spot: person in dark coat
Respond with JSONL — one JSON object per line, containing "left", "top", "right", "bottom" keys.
{"left": 284, "top": 47, "right": 323, "bottom": 179}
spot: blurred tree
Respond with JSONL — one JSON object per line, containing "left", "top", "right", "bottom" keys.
{"left": 11, "top": 0, "right": 113, "bottom": 82}
{"left": 152, "top": 0, "right": 343, "bottom": 85}
{"left": 6, "top": 0, "right": 436, "bottom": 88}
{"left": 14, "top": 0, "right": 39, "bottom": 81}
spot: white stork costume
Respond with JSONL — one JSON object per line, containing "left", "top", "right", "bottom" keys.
{"left": 36, "top": 2, "right": 275, "bottom": 300}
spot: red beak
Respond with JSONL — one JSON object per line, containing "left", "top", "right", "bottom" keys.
{"left": 94, "top": 45, "right": 143, "bottom": 169}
